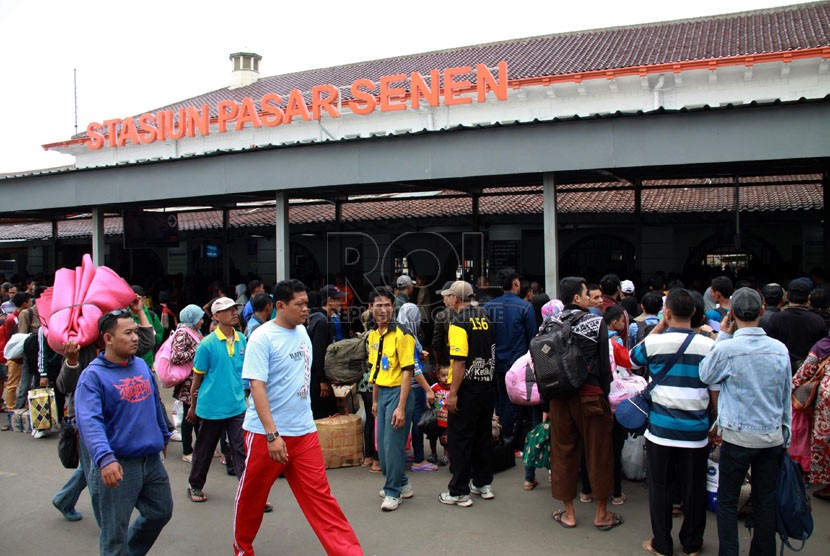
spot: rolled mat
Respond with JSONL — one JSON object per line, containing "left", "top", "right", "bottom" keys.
{"left": 42, "top": 254, "right": 136, "bottom": 354}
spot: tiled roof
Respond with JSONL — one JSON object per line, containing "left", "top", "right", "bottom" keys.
{"left": 0, "top": 178, "right": 820, "bottom": 241}
{"left": 137, "top": 2, "right": 830, "bottom": 120}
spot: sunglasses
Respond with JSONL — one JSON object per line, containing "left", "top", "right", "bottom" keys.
{"left": 98, "top": 308, "right": 133, "bottom": 335}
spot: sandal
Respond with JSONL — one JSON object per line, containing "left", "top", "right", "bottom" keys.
{"left": 411, "top": 461, "right": 438, "bottom": 472}
{"left": 612, "top": 493, "right": 626, "bottom": 505}
{"left": 437, "top": 456, "right": 449, "bottom": 466}
{"left": 579, "top": 493, "right": 593, "bottom": 503}
{"left": 672, "top": 504, "right": 683, "bottom": 517}
{"left": 361, "top": 458, "right": 373, "bottom": 468}
{"left": 187, "top": 487, "right": 207, "bottom": 503}
{"left": 370, "top": 461, "right": 382, "bottom": 474}
{"left": 552, "top": 509, "right": 576, "bottom": 528}
{"left": 523, "top": 480, "right": 538, "bottom": 491}
{"left": 427, "top": 454, "right": 437, "bottom": 464}
{"left": 814, "top": 490, "right": 830, "bottom": 502}
{"left": 595, "top": 512, "right": 624, "bottom": 531}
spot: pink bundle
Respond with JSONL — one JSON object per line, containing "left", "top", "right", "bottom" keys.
{"left": 37, "top": 254, "right": 136, "bottom": 354}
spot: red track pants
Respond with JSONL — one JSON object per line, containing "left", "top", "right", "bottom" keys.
{"left": 233, "top": 431, "right": 363, "bottom": 556}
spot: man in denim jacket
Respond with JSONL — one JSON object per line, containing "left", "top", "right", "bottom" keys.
{"left": 700, "top": 287, "right": 792, "bottom": 556}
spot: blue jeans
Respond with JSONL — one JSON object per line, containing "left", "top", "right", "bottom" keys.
{"left": 410, "top": 384, "right": 426, "bottom": 463}
{"left": 376, "top": 385, "right": 413, "bottom": 498}
{"left": 717, "top": 441, "right": 781, "bottom": 556}
{"left": 87, "top": 453, "right": 173, "bottom": 556}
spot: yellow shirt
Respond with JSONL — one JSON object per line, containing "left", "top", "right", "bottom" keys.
{"left": 367, "top": 323, "right": 416, "bottom": 387}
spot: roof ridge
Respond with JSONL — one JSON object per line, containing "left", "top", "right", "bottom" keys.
{"left": 251, "top": 1, "right": 827, "bottom": 83}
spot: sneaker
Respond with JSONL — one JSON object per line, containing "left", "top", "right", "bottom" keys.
{"left": 32, "top": 429, "right": 45, "bottom": 439}
{"left": 438, "top": 492, "right": 473, "bottom": 507}
{"left": 380, "top": 496, "right": 401, "bottom": 511}
{"left": 378, "top": 483, "right": 414, "bottom": 499}
{"left": 469, "top": 481, "right": 495, "bottom": 499}
{"left": 182, "top": 454, "right": 192, "bottom": 463}
{"left": 427, "top": 454, "right": 437, "bottom": 464}
{"left": 169, "top": 430, "right": 182, "bottom": 442}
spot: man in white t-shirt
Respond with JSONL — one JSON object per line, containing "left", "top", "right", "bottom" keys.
{"left": 232, "top": 279, "right": 362, "bottom": 556}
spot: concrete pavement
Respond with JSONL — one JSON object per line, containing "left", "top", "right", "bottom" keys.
{"left": 1, "top": 429, "right": 827, "bottom": 555}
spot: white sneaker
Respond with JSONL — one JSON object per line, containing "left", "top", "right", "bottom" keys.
{"left": 378, "top": 483, "right": 414, "bottom": 499}
{"left": 31, "top": 429, "right": 45, "bottom": 439}
{"left": 469, "top": 482, "right": 495, "bottom": 499}
{"left": 438, "top": 492, "right": 473, "bottom": 507}
{"left": 169, "top": 430, "right": 182, "bottom": 442}
{"left": 380, "top": 496, "right": 401, "bottom": 511}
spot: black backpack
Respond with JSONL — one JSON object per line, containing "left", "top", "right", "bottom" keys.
{"left": 770, "top": 451, "right": 813, "bottom": 555}
{"left": 529, "top": 310, "right": 589, "bottom": 400}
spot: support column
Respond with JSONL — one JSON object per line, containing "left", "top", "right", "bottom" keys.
{"left": 334, "top": 199, "right": 343, "bottom": 279}
{"left": 543, "top": 173, "right": 559, "bottom": 298}
{"left": 51, "top": 219, "right": 59, "bottom": 272}
{"left": 633, "top": 179, "right": 643, "bottom": 274}
{"left": 733, "top": 175, "right": 741, "bottom": 250}
{"left": 824, "top": 171, "right": 830, "bottom": 272}
{"left": 222, "top": 209, "right": 230, "bottom": 286}
{"left": 275, "top": 191, "right": 290, "bottom": 281}
{"left": 471, "top": 193, "right": 482, "bottom": 283}
{"left": 91, "top": 208, "right": 105, "bottom": 267}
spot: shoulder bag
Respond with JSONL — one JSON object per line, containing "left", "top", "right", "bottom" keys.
{"left": 616, "top": 332, "right": 695, "bottom": 433}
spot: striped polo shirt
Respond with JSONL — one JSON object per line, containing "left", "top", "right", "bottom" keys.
{"left": 629, "top": 328, "right": 715, "bottom": 448}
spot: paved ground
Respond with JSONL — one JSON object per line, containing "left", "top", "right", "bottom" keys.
{"left": 1, "top": 428, "right": 827, "bottom": 555}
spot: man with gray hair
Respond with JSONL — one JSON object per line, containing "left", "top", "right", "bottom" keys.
{"left": 700, "top": 287, "right": 792, "bottom": 556}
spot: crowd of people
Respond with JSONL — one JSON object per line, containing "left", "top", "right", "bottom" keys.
{"left": 1, "top": 266, "right": 828, "bottom": 555}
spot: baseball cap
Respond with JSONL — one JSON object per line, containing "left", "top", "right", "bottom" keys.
{"left": 436, "top": 280, "right": 454, "bottom": 295}
{"left": 396, "top": 275, "right": 414, "bottom": 289}
{"left": 730, "top": 287, "right": 763, "bottom": 321}
{"left": 787, "top": 278, "right": 812, "bottom": 296}
{"left": 620, "top": 280, "right": 635, "bottom": 295}
{"left": 440, "top": 281, "right": 478, "bottom": 305}
{"left": 211, "top": 297, "right": 240, "bottom": 314}
{"left": 319, "top": 285, "right": 346, "bottom": 300}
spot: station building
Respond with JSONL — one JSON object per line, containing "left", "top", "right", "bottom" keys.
{"left": 1, "top": 2, "right": 829, "bottom": 300}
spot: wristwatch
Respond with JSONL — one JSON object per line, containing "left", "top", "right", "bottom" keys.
{"left": 265, "top": 431, "right": 280, "bottom": 442}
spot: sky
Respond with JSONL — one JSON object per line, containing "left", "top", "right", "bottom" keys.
{"left": 0, "top": 0, "right": 807, "bottom": 173}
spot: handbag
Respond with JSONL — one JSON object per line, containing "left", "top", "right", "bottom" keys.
{"left": 58, "top": 417, "right": 79, "bottom": 469}
{"left": 616, "top": 332, "right": 695, "bottom": 433}
{"left": 792, "top": 358, "right": 827, "bottom": 412}
{"left": 417, "top": 407, "right": 441, "bottom": 439}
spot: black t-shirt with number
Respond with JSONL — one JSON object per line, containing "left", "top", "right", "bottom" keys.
{"left": 448, "top": 305, "right": 496, "bottom": 382}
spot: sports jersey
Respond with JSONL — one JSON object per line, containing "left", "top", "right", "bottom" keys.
{"left": 447, "top": 305, "right": 496, "bottom": 382}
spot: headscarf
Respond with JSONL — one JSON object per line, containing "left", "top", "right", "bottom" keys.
{"left": 541, "top": 299, "right": 564, "bottom": 321}
{"left": 179, "top": 304, "right": 205, "bottom": 329}
{"left": 397, "top": 302, "right": 423, "bottom": 351}
{"left": 397, "top": 302, "right": 421, "bottom": 336}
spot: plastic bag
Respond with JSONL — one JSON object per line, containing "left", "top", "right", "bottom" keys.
{"left": 609, "top": 371, "right": 647, "bottom": 411}
{"left": 621, "top": 433, "right": 646, "bottom": 480}
{"left": 172, "top": 400, "right": 183, "bottom": 429}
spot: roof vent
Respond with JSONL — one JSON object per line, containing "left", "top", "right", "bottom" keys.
{"left": 229, "top": 52, "right": 262, "bottom": 89}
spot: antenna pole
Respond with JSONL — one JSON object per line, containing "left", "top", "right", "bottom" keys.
{"left": 74, "top": 68, "right": 78, "bottom": 135}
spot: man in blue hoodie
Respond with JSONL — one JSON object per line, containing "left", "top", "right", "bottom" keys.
{"left": 75, "top": 309, "right": 173, "bottom": 556}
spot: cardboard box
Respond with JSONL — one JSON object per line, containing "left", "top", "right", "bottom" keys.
{"left": 314, "top": 414, "right": 363, "bottom": 469}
